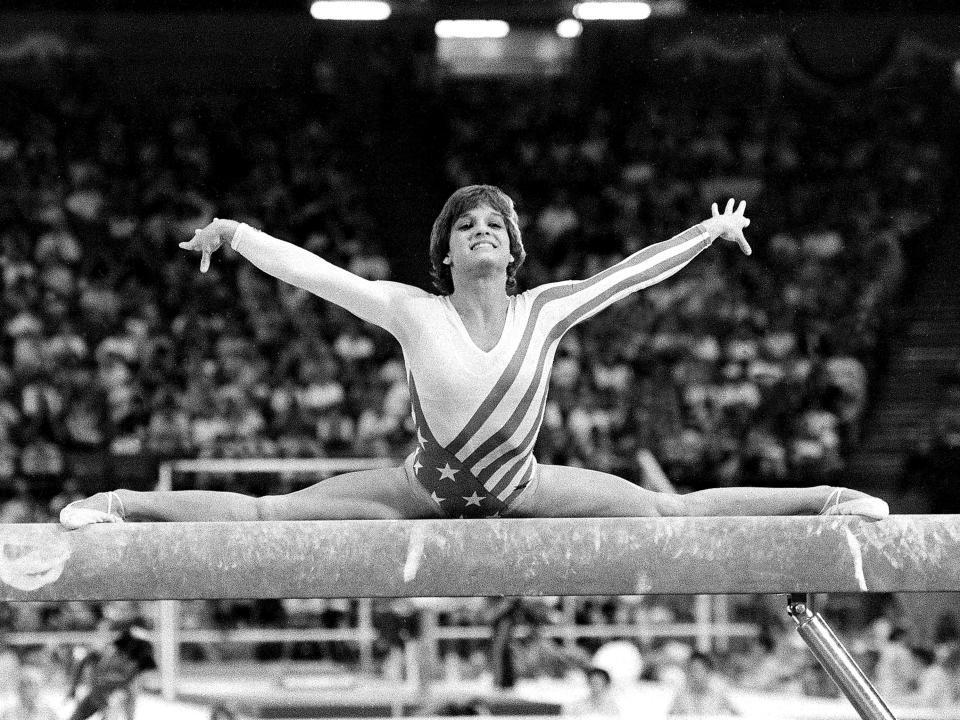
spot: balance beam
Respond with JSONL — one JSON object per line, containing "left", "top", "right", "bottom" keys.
{"left": 0, "top": 515, "right": 957, "bottom": 601}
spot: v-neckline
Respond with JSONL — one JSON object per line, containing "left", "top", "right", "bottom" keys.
{"left": 443, "top": 296, "right": 512, "bottom": 355}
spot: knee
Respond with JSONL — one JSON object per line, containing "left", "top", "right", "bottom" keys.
{"left": 253, "top": 494, "right": 403, "bottom": 521}
{"left": 607, "top": 485, "right": 682, "bottom": 517}
{"left": 653, "top": 493, "right": 685, "bottom": 517}
{"left": 254, "top": 496, "right": 281, "bottom": 522}
{"left": 333, "top": 498, "right": 403, "bottom": 520}
{"left": 584, "top": 492, "right": 677, "bottom": 518}
{"left": 363, "top": 502, "right": 404, "bottom": 520}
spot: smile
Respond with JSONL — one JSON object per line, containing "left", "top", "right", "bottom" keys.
{"left": 470, "top": 240, "right": 497, "bottom": 249}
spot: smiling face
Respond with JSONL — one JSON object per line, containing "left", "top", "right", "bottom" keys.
{"left": 428, "top": 185, "right": 526, "bottom": 295}
{"left": 446, "top": 204, "right": 512, "bottom": 274}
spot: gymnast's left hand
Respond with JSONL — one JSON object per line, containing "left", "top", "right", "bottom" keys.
{"left": 178, "top": 218, "right": 240, "bottom": 273}
{"left": 702, "top": 198, "right": 751, "bottom": 256}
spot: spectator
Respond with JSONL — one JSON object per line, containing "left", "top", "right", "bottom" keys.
{"left": 66, "top": 624, "right": 156, "bottom": 720}
{"left": 667, "top": 652, "right": 740, "bottom": 717}
{"left": 591, "top": 641, "right": 644, "bottom": 691}
{"left": 738, "top": 630, "right": 807, "bottom": 694}
{"left": 898, "top": 646, "right": 955, "bottom": 709}
{"left": 871, "top": 621, "right": 915, "bottom": 700}
{"left": 565, "top": 667, "right": 620, "bottom": 717}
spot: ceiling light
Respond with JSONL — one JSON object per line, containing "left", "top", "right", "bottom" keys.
{"left": 309, "top": 1, "right": 391, "bottom": 20}
{"left": 572, "top": 2, "right": 652, "bottom": 20}
{"left": 435, "top": 20, "right": 510, "bottom": 39}
{"left": 556, "top": 19, "right": 583, "bottom": 38}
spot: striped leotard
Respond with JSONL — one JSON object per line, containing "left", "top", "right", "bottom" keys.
{"left": 231, "top": 222, "right": 713, "bottom": 518}
{"left": 397, "top": 224, "right": 713, "bottom": 517}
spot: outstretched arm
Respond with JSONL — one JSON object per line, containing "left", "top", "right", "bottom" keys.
{"left": 595, "top": 197, "right": 751, "bottom": 287}
{"left": 179, "top": 219, "right": 423, "bottom": 335}
{"left": 541, "top": 199, "right": 751, "bottom": 331}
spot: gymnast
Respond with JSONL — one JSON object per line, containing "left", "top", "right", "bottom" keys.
{"left": 61, "top": 185, "right": 888, "bottom": 528}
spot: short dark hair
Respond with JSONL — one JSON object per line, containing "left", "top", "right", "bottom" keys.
{"left": 585, "top": 666, "right": 612, "bottom": 685}
{"left": 429, "top": 185, "right": 526, "bottom": 295}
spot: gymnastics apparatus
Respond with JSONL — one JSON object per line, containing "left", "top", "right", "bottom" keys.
{"left": 1, "top": 514, "right": 958, "bottom": 720}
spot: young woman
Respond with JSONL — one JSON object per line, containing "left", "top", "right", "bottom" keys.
{"left": 61, "top": 186, "right": 888, "bottom": 527}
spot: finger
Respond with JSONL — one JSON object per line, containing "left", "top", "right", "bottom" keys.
{"left": 743, "top": 216, "right": 751, "bottom": 227}
{"left": 711, "top": 202, "right": 719, "bottom": 218}
{"left": 180, "top": 228, "right": 205, "bottom": 249}
{"left": 725, "top": 198, "right": 735, "bottom": 214}
{"left": 200, "top": 249, "right": 211, "bottom": 273}
{"left": 180, "top": 237, "right": 207, "bottom": 251}
{"left": 737, "top": 200, "right": 747, "bottom": 216}
{"left": 738, "top": 235, "right": 752, "bottom": 256}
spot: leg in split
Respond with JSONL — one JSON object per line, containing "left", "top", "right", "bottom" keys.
{"left": 512, "top": 464, "right": 888, "bottom": 518}
{"left": 60, "top": 466, "right": 442, "bottom": 528}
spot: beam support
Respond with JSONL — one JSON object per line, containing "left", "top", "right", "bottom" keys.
{"left": 0, "top": 515, "right": 957, "bottom": 601}
{"left": 787, "top": 594, "right": 897, "bottom": 720}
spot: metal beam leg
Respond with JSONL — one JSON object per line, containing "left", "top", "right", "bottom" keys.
{"left": 787, "top": 593, "right": 896, "bottom": 720}
{"left": 156, "top": 599, "right": 180, "bottom": 701}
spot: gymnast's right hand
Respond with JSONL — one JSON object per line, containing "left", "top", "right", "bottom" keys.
{"left": 178, "top": 218, "right": 240, "bottom": 273}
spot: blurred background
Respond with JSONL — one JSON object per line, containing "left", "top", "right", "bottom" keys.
{"left": 0, "top": 1, "right": 959, "bottom": 718}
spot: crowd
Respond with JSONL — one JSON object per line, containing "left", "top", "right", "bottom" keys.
{"left": 901, "top": 358, "right": 960, "bottom": 511}
{"left": 0, "top": 32, "right": 958, "bottom": 719}
{"left": 2, "top": 600, "right": 960, "bottom": 718}
{"left": 414, "top": 596, "right": 960, "bottom": 711}
{"left": 0, "top": 65, "right": 402, "bottom": 502}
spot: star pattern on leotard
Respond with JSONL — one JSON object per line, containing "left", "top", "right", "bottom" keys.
{"left": 407, "top": 380, "right": 511, "bottom": 519}
{"left": 437, "top": 463, "right": 459, "bottom": 481}
{"left": 410, "top": 448, "right": 504, "bottom": 518}
{"left": 463, "top": 492, "right": 483, "bottom": 507}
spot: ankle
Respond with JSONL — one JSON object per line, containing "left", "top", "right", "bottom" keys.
{"left": 818, "top": 486, "right": 843, "bottom": 514}
{"left": 112, "top": 489, "right": 133, "bottom": 518}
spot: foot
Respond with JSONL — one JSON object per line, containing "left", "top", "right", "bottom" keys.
{"left": 60, "top": 491, "right": 126, "bottom": 530}
{"left": 819, "top": 487, "right": 889, "bottom": 521}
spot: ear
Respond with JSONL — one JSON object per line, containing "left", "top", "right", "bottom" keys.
{"left": 442, "top": 256, "right": 452, "bottom": 265}
{"left": 509, "top": 254, "right": 515, "bottom": 263}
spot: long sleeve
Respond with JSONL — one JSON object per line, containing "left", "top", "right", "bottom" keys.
{"left": 231, "top": 223, "right": 428, "bottom": 337}
{"left": 535, "top": 223, "right": 713, "bottom": 333}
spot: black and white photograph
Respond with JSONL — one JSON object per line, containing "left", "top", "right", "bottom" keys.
{"left": 0, "top": 1, "right": 958, "bottom": 718}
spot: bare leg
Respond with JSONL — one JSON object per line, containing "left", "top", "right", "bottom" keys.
{"left": 517, "top": 465, "right": 885, "bottom": 518}
{"left": 677, "top": 485, "right": 838, "bottom": 516}
{"left": 62, "top": 467, "right": 441, "bottom": 527}
{"left": 115, "top": 489, "right": 403, "bottom": 521}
